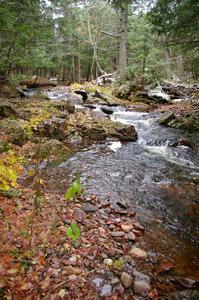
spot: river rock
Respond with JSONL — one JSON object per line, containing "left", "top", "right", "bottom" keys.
{"left": 133, "top": 280, "right": 151, "bottom": 296}
{"left": 133, "top": 271, "right": 150, "bottom": 284}
{"left": 83, "top": 203, "right": 98, "bottom": 213}
{"left": 101, "top": 284, "right": 112, "bottom": 297}
{"left": 73, "top": 208, "right": 86, "bottom": 223}
{"left": 130, "top": 247, "right": 147, "bottom": 259}
{"left": 104, "top": 259, "right": 113, "bottom": 266}
{"left": 121, "top": 224, "right": 133, "bottom": 233}
{"left": 133, "top": 222, "right": 145, "bottom": 231}
{"left": 74, "top": 90, "right": 88, "bottom": 102}
{"left": 125, "top": 232, "right": 136, "bottom": 241}
{"left": 101, "top": 106, "right": 114, "bottom": 115}
{"left": 111, "top": 231, "right": 125, "bottom": 238}
{"left": 148, "top": 88, "right": 170, "bottom": 103}
{"left": 159, "top": 112, "right": 175, "bottom": 125}
{"left": 121, "top": 272, "right": 133, "bottom": 288}
{"left": 37, "top": 117, "right": 68, "bottom": 140}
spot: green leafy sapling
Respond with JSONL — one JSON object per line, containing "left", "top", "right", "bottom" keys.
{"left": 66, "top": 223, "right": 81, "bottom": 241}
{"left": 65, "top": 176, "right": 83, "bottom": 201}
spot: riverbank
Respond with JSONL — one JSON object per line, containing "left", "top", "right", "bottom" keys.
{"left": 0, "top": 82, "right": 199, "bottom": 299}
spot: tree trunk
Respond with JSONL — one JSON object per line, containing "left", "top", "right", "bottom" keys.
{"left": 118, "top": 3, "right": 128, "bottom": 78}
{"left": 162, "top": 33, "right": 172, "bottom": 79}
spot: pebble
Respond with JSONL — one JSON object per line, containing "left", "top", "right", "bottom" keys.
{"left": 121, "top": 224, "right": 133, "bottom": 233}
{"left": 83, "top": 203, "right": 98, "bottom": 213}
{"left": 133, "top": 280, "right": 151, "bottom": 296}
{"left": 73, "top": 208, "right": 86, "bottom": 223}
{"left": 92, "top": 277, "right": 104, "bottom": 288}
{"left": 101, "top": 284, "right": 112, "bottom": 297}
{"left": 111, "top": 231, "right": 125, "bottom": 237}
{"left": 130, "top": 247, "right": 147, "bottom": 259}
{"left": 121, "top": 272, "right": 133, "bottom": 288}
{"left": 104, "top": 258, "right": 113, "bottom": 266}
{"left": 133, "top": 271, "right": 150, "bottom": 283}
{"left": 134, "top": 222, "right": 145, "bottom": 231}
{"left": 125, "top": 232, "right": 136, "bottom": 241}
{"left": 68, "top": 274, "right": 77, "bottom": 282}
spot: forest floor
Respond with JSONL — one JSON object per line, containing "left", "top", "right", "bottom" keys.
{"left": 0, "top": 82, "right": 198, "bottom": 299}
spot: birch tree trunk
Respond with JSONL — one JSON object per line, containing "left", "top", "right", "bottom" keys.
{"left": 118, "top": 3, "right": 128, "bottom": 77}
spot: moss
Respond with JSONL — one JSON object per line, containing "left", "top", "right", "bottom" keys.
{"left": 0, "top": 119, "right": 29, "bottom": 145}
{"left": 168, "top": 114, "right": 199, "bottom": 132}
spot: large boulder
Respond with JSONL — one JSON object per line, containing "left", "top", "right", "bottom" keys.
{"left": 37, "top": 117, "right": 69, "bottom": 140}
{"left": 73, "top": 111, "right": 138, "bottom": 142}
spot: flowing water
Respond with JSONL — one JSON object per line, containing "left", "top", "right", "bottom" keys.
{"left": 30, "top": 90, "right": 199, "bottom": 278}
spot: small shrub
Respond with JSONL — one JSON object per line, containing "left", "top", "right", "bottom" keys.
{"left": 65, "top": 176, "right": 82, "bottom": 201}
{"left": 0, "top": 151, "right": 23, "bottom": 191}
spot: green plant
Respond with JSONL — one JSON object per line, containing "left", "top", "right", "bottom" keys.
{"left": 66, "top": 223, "right": 81, "bottom": 241}
{"left": 65, "top": 176, "right": 83, "bottom": 201}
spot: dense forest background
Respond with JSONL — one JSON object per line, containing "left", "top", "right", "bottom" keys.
{"left": 0, "top": 0, "right": 198, "bottom": 84}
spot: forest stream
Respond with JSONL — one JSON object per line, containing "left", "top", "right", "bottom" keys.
{"left": 35, "top": 89, "right": 199, "bottom": 280}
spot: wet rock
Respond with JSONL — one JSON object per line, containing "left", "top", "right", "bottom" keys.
{"left": 121, "top": 272, "right": 133, "bottom": 288}
{"left": 101, "top": 106, "right": 114, "bottom": 115}
{"left": 101, "top": 284, "right": 112, "bottom": 297}
{"left": 130, "top": 247, "right": 147, "bottom": 259}
{"left": 115, "top": 124, "right": 138, "bottom": 142}
{"left": 84, "top": 104, "right": 96, "bottom": 110}
{"left": 121, "top": 224, "right": 133, "bottom": 233}
{"left": 74, "top": 90, "right": 88, "bottom": 102}
{"left": 133, "top": 280, "right": 151, "bottom": 296}
{"left": 125, "top": 232, "right": 136, "bottom": 241}
{"left": 111, "top": 231, "right": 125, "bottom": 238}
{"left": 73, "top": 208, "right": 86, "bottom": 223}
{"left": 159, "top": 112, "right": 175, "bottom": 125}
{"left": 83, "top": 203, "right": 98, "bottom": 213}
{"left": 148, "top": 88, "right": 170, "bottom": 103}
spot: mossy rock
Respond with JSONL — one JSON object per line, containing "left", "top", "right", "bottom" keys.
{"left": 159, "top": 113, "right": 175, "bottom": 125}
{"left": 168, "top": 113, "right": 199, "bottom": 132}
{"left": 24, "top": 139, "right": 72, "bottom": 162}
{"left": 30, "top": 93, "right": 50, "bottom": 100}
{"left": 0, "top": 119, "right": 29, "bottom": 145}
{"left": 72, "top": 111, "right": 138, "bottom": 142}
